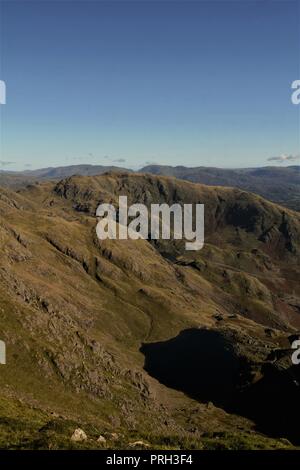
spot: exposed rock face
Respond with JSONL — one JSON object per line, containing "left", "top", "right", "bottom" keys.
{"left": 0, "top": 173, "right": 300, "bottom": 449}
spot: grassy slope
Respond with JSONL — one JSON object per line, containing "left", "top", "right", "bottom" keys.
{"left": 0, "top": 174, "right": 299, "bottom": 449}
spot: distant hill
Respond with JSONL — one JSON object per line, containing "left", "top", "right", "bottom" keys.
{"left": 1, "top": 164, "right": 299, "bottom": 211}
{"left": 0, "top": 172, "right": 37, "bottom": 189}
{"left": 0, "top": 164, "right": 131, "bottom": 189}
{"left": 140, "top": 165, "right": 300, "bottom": 211}
{"left": 24, "top": 164, "right": 132, "bottom": 178}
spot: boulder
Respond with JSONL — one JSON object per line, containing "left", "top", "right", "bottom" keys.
{"left": 71, "top": 428, "right": 87, "bottom": 442}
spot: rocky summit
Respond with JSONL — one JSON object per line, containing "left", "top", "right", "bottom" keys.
{"left": 0, "top": 172, "right": 299, "bottom": 450}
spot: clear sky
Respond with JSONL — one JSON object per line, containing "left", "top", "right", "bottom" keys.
{"left": 0, "top": 0, "right": 299, "bottom": 171}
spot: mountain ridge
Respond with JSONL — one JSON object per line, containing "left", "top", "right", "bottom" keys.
{"left": 1, "top": 164, "right": 299, "bottom": 211}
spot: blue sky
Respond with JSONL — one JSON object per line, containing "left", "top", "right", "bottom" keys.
{"left": 0, "top": 0, "right": 299, "bottom": 170}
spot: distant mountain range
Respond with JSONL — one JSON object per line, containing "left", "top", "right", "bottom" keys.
{"left": 1, "top": 164, "right": 299, "bottom": 211}
{"left": 139, "top": 165, "right": 300, "bottom": 211}
{"left": 23, "top": 164, "right": 133, "bottom": 178}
